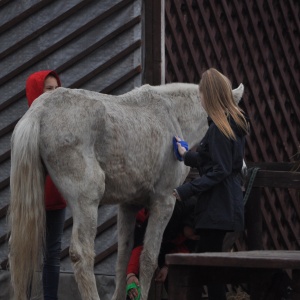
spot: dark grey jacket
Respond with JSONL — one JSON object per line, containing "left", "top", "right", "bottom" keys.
{"left": 176, "top": 117, "right": 247, "bottom": 231}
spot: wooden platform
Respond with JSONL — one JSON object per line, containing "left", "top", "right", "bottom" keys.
{"left": 166, "top": 250, "right": 300, "bottom": 300}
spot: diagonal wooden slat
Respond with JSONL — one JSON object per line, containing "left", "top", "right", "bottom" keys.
{"left": 1, "top": 214, "right": 118, "bottom": 270}
{"left": 252, "top": 1, "right": 299, "bottom": 147}
{"left": 0, "top": 0, "right": 135, "bottom": 86}
{"left": 0, "top": 0, "right": 54, "bottom": 34}
{"left": 172, "top": 1, "right": 202, "bottom": 80}
{"left": 277, "top": 1, "right": 300, "bottom": 94}
{"left": 0, "top": 16, "right": 141, "bottom": 113}
{"left": 100, "top": 65, "right": 142, "bottom": 94}
{"left": 69, "top": 41, "right": 142, "bottom": 88}
{"left": 0, "top": 0, "right": 95, "bottom": 60}
{"left": 165, "top": 1, "right": 193, "bottom": 82}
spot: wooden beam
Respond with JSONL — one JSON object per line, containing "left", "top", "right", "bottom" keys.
{"left": 253, "top": 170, "right": 300, "bottom": 189}
{"left": 143, "top": 0, "right": 164, "bottom": 84}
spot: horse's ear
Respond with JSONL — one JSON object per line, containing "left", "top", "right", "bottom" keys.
{"left": 232, "top": 83, "right": 244, "bottom": 104}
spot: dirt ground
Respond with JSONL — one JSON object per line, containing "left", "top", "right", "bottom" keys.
{"left": 226, "top": 290, "right": 250, "bottom": 300}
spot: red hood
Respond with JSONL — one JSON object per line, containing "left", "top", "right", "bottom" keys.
{"left": 26, "top": 70, "right": 61, "bottom": 107}
{"left": 25, "top": 70, "right": 66, "bottom": 210}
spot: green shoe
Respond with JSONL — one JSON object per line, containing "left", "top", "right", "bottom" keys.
{"left": 126, "top": 282, "right": 141, "bottom": 300}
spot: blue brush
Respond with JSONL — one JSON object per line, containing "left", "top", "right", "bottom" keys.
{"left": 173, "top": 136, "right": 189, "bottom": 161}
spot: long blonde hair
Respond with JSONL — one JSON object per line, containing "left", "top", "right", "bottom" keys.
{"left": 199, "top": 68, "right": 249, "bottom": 139}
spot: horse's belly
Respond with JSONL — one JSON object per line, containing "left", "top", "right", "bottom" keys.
{"left": 101, "top": 185, "right": 151, "bottom": 203}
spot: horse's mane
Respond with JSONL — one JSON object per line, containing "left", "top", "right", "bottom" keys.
{"left": 132, "top": 82, "right": 198, "bottom": 96}
{"left": 150, "top": 82, "right": 198, "bottom": 94}
{"left": 114, "top": 83, "right": 199, "bottom": 108}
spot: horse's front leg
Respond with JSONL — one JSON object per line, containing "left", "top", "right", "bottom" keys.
{"left": 139, "top": 196, "right": 175, "bottom": 300}
{"left": 112, "top": 204, "right": 139, "bottom": 300}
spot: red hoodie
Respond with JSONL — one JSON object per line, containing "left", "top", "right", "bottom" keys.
{"left": 26, "top": 70, "right": 67, "bottom": 210}
{"left": 126, "top": 209, "right": 190, "bottom": 276}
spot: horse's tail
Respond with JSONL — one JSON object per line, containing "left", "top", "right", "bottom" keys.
{"left": 8, "top": 112, "right": 45, "bottom": 298}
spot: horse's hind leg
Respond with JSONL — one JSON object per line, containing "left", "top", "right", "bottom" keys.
{"left": 58, "top": 162, "right": 105, "bottom": 300}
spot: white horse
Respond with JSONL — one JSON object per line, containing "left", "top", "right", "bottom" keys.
{"left": 8, "top": 82, "right": 244, "bottom": 300}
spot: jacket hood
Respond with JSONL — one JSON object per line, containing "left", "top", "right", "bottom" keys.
{"left": 26, "top": 70, "right": 61, "bottom": 107}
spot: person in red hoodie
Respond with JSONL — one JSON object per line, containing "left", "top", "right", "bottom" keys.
{"left": 26, "top": 70, "right": 67, "bottom": 300}
{"left": 126, "top": 199, "right": 198, "bottom": 300}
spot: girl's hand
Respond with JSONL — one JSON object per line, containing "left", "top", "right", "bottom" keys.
{"left": 155, "top": 266, "right": 168, "bottom": 283}
{"left": 126, "top": 273, "right": 140, "bottom": 299}
{"left": 174, "top": 136, "right": 187, "bottom": 157}
{"left": 183, "top": 226, "right": 200, "bottom": 240}
{"left": 172, "top": 189, "right": 181, "bottom": 200}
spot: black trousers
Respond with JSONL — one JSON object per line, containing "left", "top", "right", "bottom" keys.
{"left": 43, "top": 208, "right": 66, "bottom": 300}
{"left": 195, "top": 229, "right": 227, "bottom": 300}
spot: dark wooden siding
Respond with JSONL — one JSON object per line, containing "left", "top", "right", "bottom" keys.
{"left": 165, "top": 0, "right": 300, "bottom": 251}
{"left": 0, "top": 0, "right": 164, "bottom": 274}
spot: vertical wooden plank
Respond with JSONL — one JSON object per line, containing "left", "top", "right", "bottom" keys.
{"left": 245, "top": 187, "right": 263, "bottom": 250}
{"left": 143, "top": 0, "right": 164, "bottom": 84}
{"left": 167, "top": 265, "right": 203, "bottom": 300}
{"left": 291, "top": 270, "right": 300, "bottom": 300}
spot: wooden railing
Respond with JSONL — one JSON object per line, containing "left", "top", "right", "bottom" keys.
{"left": 167, "top": 161, "right": 300, "bottom": 300}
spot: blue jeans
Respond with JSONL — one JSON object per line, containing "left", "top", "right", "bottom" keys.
{"left": 43, "top": 208, "right": 66, "bottom": 300}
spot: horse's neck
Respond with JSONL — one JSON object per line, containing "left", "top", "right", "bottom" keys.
{"left": 162, "top": 84, "right": 208, "bottom": 148}
{"left": 122, "top": 84, "right": 208, "bottom": 147}
{"left": 178, "top": 104, "right": 208, "bottom": 149}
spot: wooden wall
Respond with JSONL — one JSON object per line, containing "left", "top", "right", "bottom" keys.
{"left": 165, "top": 0, "right": 300, "bottom": 251}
